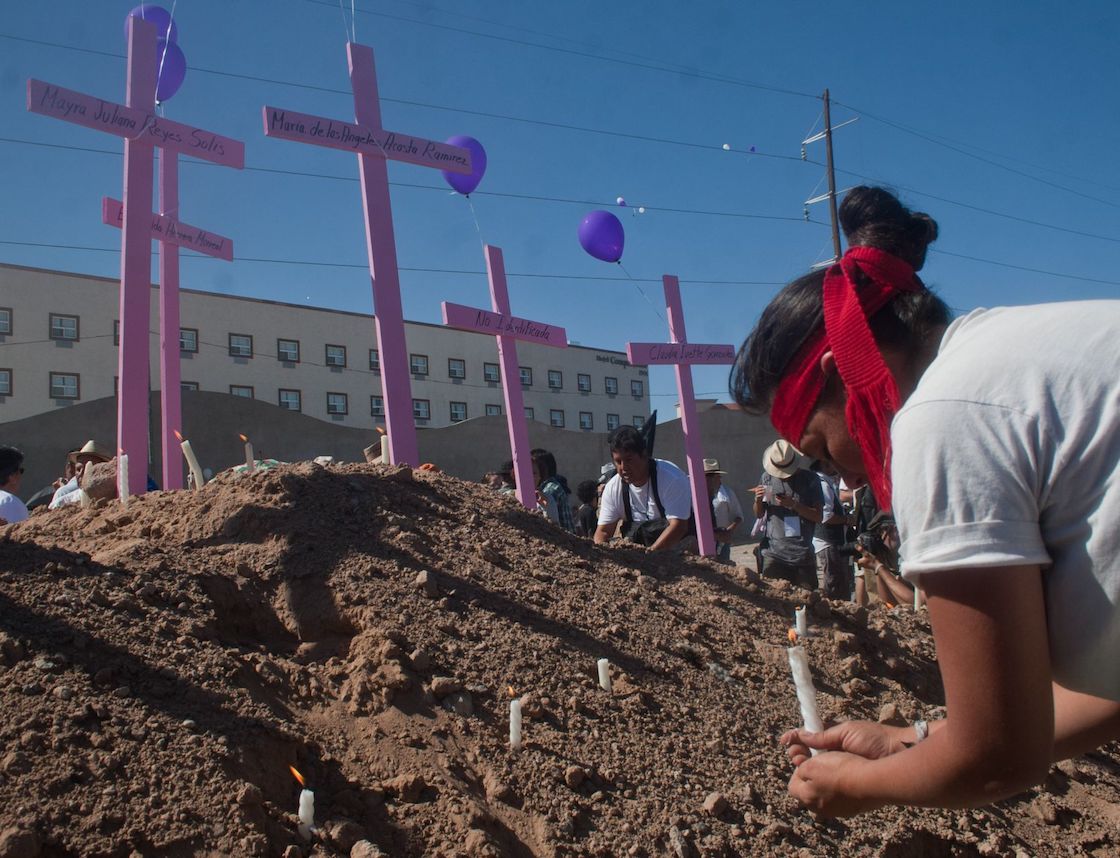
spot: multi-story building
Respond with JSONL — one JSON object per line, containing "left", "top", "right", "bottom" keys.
{"left": 0, "top": 263, "right": 650, "bottom": 432}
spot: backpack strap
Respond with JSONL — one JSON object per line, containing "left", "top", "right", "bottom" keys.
{"left": 648, "top": 459, "right": 666, "bottom": 519}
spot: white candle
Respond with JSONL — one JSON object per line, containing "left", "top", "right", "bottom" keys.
{"left": 297, "top": 788, "right": 314, "bottom": 839}
{"left": 597, "top": 658, "right": 612, "bottom": 693}
{"left": 509, "top": 699, "right": 522, "bottom": 750}
{"left": 241, "top": 435, "right": 255, "bottom": 471}
{"left": 179, "top": 437, "right": 205, "bottom": 489}
{"left": 117, "top": 453, "right": 130, "bottom": 506}
{"left": 380, "top": 434, "right": 390, "bottom": 464}
{"left": 913, "top": 581, "right": 920, "bottom": 611}
{"left": 78, "top": 489, "right": 91, "bottom": 509}
{"left": 787, "top": 644, "right": 823, "bottom": 755}
{"left": 795, "top": 607, "right": 808, "bottom": 639}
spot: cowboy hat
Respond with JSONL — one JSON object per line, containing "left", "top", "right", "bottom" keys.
{"left": 76, "top": 440, "right": 112, "bottom": 463}
{"left": 762, "top": 439, "right": 800, "bottom": 479}
{"left": 702, "top": 458, "right": 726, "bottom": 475}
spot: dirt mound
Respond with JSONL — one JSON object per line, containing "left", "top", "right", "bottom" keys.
{"left": 0, "top": 462, "right": 1117, "bottom": 857}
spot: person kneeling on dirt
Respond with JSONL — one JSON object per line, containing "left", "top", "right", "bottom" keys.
{"left": 594, "top": 425, "right": 692, "bottom": 551}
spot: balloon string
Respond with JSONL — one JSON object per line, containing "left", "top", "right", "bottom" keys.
{"left": 618, "top": 262, "right": 666, "bottom": 325}
{"left": 352, "top": 0, "right": 357, "bottom": 41}
{"left": 465, "top": 195, "right": 486, "bottom": 254}
{"left": 338, "top": 0, "right": 351, "bottom": 43}
{"left": 153, "top": 0, "right": 178, "bottom": 106}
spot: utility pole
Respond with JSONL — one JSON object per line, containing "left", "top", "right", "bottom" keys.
{"left": 822, "top": 89, "right": 842, "bottom": 259}
{"left": 802, "top": 89, "right": 858, "bottom": 265}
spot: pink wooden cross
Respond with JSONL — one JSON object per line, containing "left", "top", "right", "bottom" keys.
{"left": 101, "top": 147, "right": 239, "bottom": 490}
{"left": 441, "top": 245, "right": 568, "bottom": 509}
{"left": 262, "top": 42, "right": 473, "bottom": 468}
{"left": 626, "top": 275, "right": 736, "bottom": 557}
{"left": 28, "top": 16, "right": 244, "bottom": 495}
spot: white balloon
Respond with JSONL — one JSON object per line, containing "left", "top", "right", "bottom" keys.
{"left": 722, "top": 143, "right": 731, "bottom": 151}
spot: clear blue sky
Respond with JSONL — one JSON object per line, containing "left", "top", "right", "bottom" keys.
{"left": 3, "top": 1, "right": 1118, "bottom": 415}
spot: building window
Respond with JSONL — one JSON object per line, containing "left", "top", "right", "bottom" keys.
{"left": 524, "top": 407, "right": 535, "bottom": 421}
{"left": 519, "top": 366, "right": 533, "bottom": 386}
{"left": 577, "top": 373, "right": 591, "bottom": 393}
{"left": 369, "top": 349, "right": 380, "bottom": 371}
{"left": 279, "top": 389, "right": 301, "bottom": 411}
{"left": 549, "top": 409, "right": 565, "bottom": 428}
{"left": 633, "top": 415, "right": 645, "bottom": 428}
{"left": 410, "top": 354, "right": 429, "bottom": 376}
{"left": 450, "top": 401, "right": 467, "bottom": 422}
{"left": 605, "top": 376, "right": 619, "bottom": 395}
{"left": 180, "top": 328, "right": 198, "bottom": 353}
{"left": 0, "top": 308, "right": 11, "bottom": 335}
{"left": 229, "top": 333, "right": 253, "bottom": 357}
{"left": 278, "top": 338, "right": 300, "bottom": 362}
{"left": 230, "top": 385, "right": 254, "bottom": 398}
{"left": 0, "top": 369, "right": 10, "bottom": 396}
{"left": 325, "top": 344, "right": 347, "bottom": 368}
{"left": 113, "top": 320, "right": 120, "bottom": 346}
{"left": 327, "top": 392, "right": 348, "bottom": 415}
{"left": 631, "top": 379, "right": 644, "bottom": 397}
{"left": 483, "top": 362, "right": 500, "bottom": 383}
{"left": 49, "top": 313, "right": 79, "bottom": 341}
{"left": 371, "top": 395, "right": 384, "bottom": 418}
{"left": 181, "top": 381, "right": 199, "bottom": 391}
{"left": 49, "top": 372, "right": 79, "bottom": 399}
{"left": 485, "top": 404, "right": 502, "bottom": 417}
{"left": 548, "top": 370, "right": 563, "bottom": 389}
{"left": 448, "top": 358, "right": 466, "bottom": 380}
{"left": 606, "top": 413, "right": 620, "bottom": 430}
{"left": 413, "top": 399, "right": 431, "bottom": 420}
{"left": 579, "top": 411, "right": 594, "bottom": 430}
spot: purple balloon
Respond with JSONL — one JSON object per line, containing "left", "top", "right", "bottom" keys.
{"left": 124, "top": 5, "right": 179, "bottom": 43}
{"left": 578, "top": 211, "right": 625, "bottom": 263}
{"left": 155, "top": 39, "right": 186, "bottom": 102}
{"left": 441, "top": 136, "right": 487, "bottom": 195}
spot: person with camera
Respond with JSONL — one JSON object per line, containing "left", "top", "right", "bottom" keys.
{"left": 731, "top": 185, "right": 1120, "bottom": 817}
{"left": 594, "top": 425, "right": 692, "bottom": 551}
{"left": 751, "top": 440, "right": 823, "bottom": 588}
{"left": 852, "top": 512, "right": 921, "bottom": 609}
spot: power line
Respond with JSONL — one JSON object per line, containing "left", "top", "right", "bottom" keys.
{"left": 929, "top": 248, "right": 1120, "bottom": 286}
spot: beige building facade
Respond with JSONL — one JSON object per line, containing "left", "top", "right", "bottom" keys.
{"left": 0, "top": 263, "right": 650, "bottom": 432}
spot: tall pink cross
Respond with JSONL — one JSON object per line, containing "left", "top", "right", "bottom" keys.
{"left": 626, "top": 275, "right": 736, "bottom": 557}
{"left": 27, "top": 16, "right": 244, "bottom": 495}
{"left": 441, "top": 245, "right": 568, "bottom": 510}
{"left": 102, "top": 148, "right": 238, "bottom": 490}
{"left": 262, "top": 42, "right": 473, "bottom": 468}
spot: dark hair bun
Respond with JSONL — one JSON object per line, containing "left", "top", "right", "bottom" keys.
{"left": 839, "top": 186, "right": 938, "bottom": 270}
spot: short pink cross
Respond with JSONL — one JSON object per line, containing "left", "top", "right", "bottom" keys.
{"left": 626, "top": 276, "right": 736, "bottom": 557}
{"left": 262, "top": 42, "right": 473, "bottom": 468}
{"left": 441, "top": 245, "right": 568, "bottom": 510}
{"left": 28, "top": 16, "right": 244, "bottom": 494}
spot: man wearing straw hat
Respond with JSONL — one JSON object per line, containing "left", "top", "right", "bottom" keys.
{"left": 48, "top": 440, "right": 112, "bottom": 509}
{"left": 704, "top": 458, "right": 743, "bottom": 564}
{"left": 751, "top": 439, "right": 823, "bottom": 588}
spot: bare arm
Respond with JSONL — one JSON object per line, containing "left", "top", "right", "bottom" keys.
{"left": 651, "top": 517, "right": 690, "bottom": 552}
{"left": 593, "top": 522, "right": 617, "bottom": 545}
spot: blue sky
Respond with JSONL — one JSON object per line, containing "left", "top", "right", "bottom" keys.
{"left": 3, "top": 1, "right": 1118, "bottom": 415}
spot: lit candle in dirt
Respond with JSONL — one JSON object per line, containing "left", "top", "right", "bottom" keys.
{"left": 597, "top": 658, "right": 612, "bottom": 693}
{"left": 174, "top": 430, "right": 205, "bottom": 490}
{"left": 795, "top": 606, "right": 808, "bottom": 639}
{"left": 787, "top": 629, "right": 823, "bottom": 755}
{"left": 290, "top": 766, "right": 314, "bottom": 839}
{"left": 117, "top": 452, "right": 130, "bottom": 506}
{"left": 509, "top": 699, "right": 522, "bottom": 750}
{"left": 239, "top": 433, "right": 255, "bottom": 471}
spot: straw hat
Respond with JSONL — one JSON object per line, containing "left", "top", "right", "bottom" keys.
{"left": 762, "top": 439, "right": 800, "bottom": 479}
{"left": 597, "top": 462, "right": 616, "bottom": 485}
{"left": 702, "top": 458, "right": 726, "bottom": 475}
{"left": 76, "top": 440, "right": 112, "bottom": 463}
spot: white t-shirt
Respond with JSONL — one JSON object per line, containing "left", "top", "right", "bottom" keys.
{"left": 49, "top": 476, "right": 81, "bottom": 510}
{"left": 712, "top": 484, "right": 744, "bottom": 532}
{"left": 598, "top": 458, "right": 692, "bottom": 526}
{"left": 812, "top": 473, "right": 841, "bottom": 553}
{"left": 0, "top": 490, "right": 29, "bottom": 524}
{"left": 892, "top": 301, "right": 1120, "bottom": 700}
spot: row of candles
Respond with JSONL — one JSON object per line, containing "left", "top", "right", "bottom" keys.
{"left": 107, "top": 431, "right": 259, "bottom": 505}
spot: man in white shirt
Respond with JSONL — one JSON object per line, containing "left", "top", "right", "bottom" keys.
{"left": 594, "top": 425, "right": 692, "bottom": 551}
{"left": 0, "top": 446, "right": 29, "bottom": 525}
{"left": 705, "top": 458, "right": 743, "bottom": 563}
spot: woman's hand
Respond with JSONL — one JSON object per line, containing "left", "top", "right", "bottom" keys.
{"left": 781, "top": 720, "right": 904, "bottom": 767}
{"left": 787, "top": 751, "right": 884, "bottom": 817}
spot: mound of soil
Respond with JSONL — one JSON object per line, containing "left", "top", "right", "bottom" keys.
{"left": 0, "top": 462, "right": 1117, "bottom": 857}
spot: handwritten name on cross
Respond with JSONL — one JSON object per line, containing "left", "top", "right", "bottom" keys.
{"left": 27, "top": 17, "right": 244, "bottom": 495}
{"left": 262, "top": 42, "right": 472, "bottom": 469}
{"left": 441, "top": 245, "right": 568, "bottom": 510}
{"left": 625, "top": 275, "right": 736, "bottom": 557}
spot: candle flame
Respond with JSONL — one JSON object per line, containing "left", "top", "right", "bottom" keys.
{"left": 507, "top": 685, "right": 516, "bottom": 698}
{"left": 375, "top": 427, "right": 386, "bottom": 435}
{"left": 173, "top": 430, "right": 184, "bottom": 442}
{"left": 289, "top": 766, "right": 306, "bottom": 787}
{"left": 788, "top": 628, "right": 798, "bottom": 644}
{"left": 239, "top": 434, "right": 248, "bottom": 442}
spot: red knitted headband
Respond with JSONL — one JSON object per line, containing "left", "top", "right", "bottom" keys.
{"left": 769, "top": 246, "right": 924, "bottom": 509}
